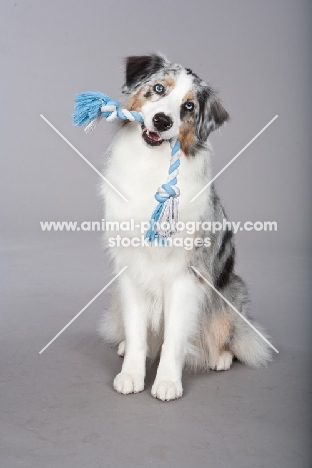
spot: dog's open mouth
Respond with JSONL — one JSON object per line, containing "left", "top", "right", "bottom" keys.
{"left": 141, "top": 125, "right": 164, "bottom": 147}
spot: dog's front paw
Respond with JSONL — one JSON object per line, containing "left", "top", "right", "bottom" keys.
{"left": 113, "top": 372, "right": 144, "bottom": 394}
{"left": 151, "top": 380, "right": 183, "bottom": 402}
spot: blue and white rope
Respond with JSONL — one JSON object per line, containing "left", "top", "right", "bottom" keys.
{"left": 145, "top": 138, "right": 180, "bottom": 242}
{"left": 73, "top": 91, "right": 181, "bottom": 242}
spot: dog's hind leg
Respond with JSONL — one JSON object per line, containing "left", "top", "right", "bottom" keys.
{"left": 98, "top": 290, "right": 124, "bottom": 345}
{"left": 204, "top": 274, "right": 273, "bottom": 370}
{"left": 205, "top": 312, "right": 234, "bottom": 371}
{"left": 117, "top": 340, "right": 125, "bottom": 357}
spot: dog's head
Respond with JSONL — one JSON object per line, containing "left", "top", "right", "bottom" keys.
{"left": 122, "top": 53, "right": 229, "bottom": 155}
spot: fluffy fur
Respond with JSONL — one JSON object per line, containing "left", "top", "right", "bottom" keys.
{"left": 98, "top": 54, "right": 272, "bottom": 401}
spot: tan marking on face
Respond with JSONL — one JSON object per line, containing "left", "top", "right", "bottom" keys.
{"left": 164, "top": 76, "right": 175, "bottom": 89}
{"left": 184, "top": 90, "right": 195, "bottom": 102}
{"left": 178, "top": 90, "right": 196, "bottom": 155}
{"left": 126, "top": 89, "right": 147, "bottom": 111}
{"left": 178, "top": 122, "right": 196, "bottom": 155}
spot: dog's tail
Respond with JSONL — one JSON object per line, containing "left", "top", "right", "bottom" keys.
{"left": 230, "top": 318, "right": 273, "bottom": 367}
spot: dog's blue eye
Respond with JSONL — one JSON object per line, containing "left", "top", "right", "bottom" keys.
{"left": 154, "top": 84, "right": 164, "bottom": 94}
{"left": 184, "top": 101, "right": 194, "bottom": 111}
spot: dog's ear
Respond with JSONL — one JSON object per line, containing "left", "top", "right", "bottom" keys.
{"left": 196, "top": 86, "right": 229, "bottom": 142}
{"left": 123, "top": 54, "right": 165, "bottom": 93}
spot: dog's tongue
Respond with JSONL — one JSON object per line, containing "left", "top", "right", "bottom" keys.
{"left": 147, "top": 131, "right": 161, "bottom": 141}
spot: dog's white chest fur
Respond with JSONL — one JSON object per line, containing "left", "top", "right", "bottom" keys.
{"left": 104, "top": 122, "right": 211, "bottom": 234}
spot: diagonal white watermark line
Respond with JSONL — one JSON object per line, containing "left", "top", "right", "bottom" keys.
{"left": 39, "top": 266, "right": 128, "bottom": 354}
{"left": 191, "top": 266, "right": 279, "bottom": 354}
{"left": 40, "top": 114, "right": 129, "bottom": 203}
{"left": 190, "top": 115, "right": 278, "bottom": 203}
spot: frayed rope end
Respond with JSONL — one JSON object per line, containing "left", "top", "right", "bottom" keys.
{"left": 72, "top": 91, "right": 111, "bottom": 127}
{"left": 145, "top": 197, "right": 179, "bottom": 243}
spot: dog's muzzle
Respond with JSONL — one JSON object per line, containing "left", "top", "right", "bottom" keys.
{"left": 141, "top": 125, "right": 164, "bottom": 147}
{"left": 141, "top": 113, "right": 174, "bottom": 147}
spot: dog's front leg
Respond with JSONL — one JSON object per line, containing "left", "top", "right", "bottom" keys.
{"left": 113, "top": 273, "right": 147, "bottom": 395}
{"left": 152, "top": 273, "right": 200, "bottom": 401}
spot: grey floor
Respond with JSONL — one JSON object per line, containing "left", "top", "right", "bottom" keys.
{"left": 1, "top": 234, "right": 311, "bottom": 468}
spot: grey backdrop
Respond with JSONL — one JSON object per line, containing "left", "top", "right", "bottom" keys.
{"left": 1, "top": 1, "right": 311, "bottom": 467}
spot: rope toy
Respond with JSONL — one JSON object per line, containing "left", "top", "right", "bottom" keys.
{"left": 73, "top": 92, "right": 182, "bottom": 243}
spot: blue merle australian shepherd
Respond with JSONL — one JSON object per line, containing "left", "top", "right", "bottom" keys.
{"left": 99, "top": 53, "right": 272, "bottom": 401}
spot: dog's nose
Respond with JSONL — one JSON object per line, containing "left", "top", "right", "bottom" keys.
{"left": 153, "top": 113, "right": 173, "bottom": 132}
